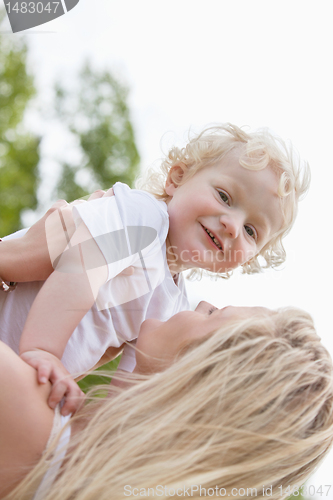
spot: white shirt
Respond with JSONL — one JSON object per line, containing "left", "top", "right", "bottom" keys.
{"left": 0, "top": 183, "right": 190, "bottom": 374}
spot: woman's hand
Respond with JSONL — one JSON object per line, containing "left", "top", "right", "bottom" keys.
{"left": 0, "top": 188, "right": 117, "bottom": 283}
{"left": 20, "top": 349, "right": 85, "bottom": 416}
{"left": 23, "top": 189, "right": 116, "bottom": 280}
{"left": 20, "top": 187, "right": 135, "bottom": 281}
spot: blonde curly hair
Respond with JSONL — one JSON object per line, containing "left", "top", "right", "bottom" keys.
{"left": 136, "top": 124, "right": 310, "bottom": 279}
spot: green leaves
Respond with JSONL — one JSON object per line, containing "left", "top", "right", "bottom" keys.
{"left": 54, "top": 63, "right": 140, "bottom": 201}
{"left": 0, "top": 11, "right": 40, "bottom": 235}
{"left": 0, "top": 133, "right": 40, "bottom": 235}
{"left": 0, "top": 8, "right": 140, "bottom": 236}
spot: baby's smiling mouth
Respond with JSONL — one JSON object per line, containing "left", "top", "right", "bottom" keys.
{"left": 201, "top": 225, "right": 223, "bottom": 251}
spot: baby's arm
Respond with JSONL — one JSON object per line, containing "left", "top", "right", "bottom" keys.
{"left": 19, "top": 209, "right": 108, "bottom": 415}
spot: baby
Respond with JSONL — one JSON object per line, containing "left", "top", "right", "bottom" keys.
{"left": 0, "top": 123, "right": 310, "bottom": 414}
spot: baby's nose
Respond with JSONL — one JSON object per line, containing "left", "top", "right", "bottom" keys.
{"left": 220, "top": 214, "right": 242, "bottom": 239}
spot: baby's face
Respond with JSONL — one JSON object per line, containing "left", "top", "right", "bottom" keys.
{"left": 165, "top": 147, "right": 283, "bottom": 275}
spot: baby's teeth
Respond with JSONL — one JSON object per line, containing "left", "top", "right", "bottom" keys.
{"left": 205, "top": 227, "right": 222, "bottom": 250}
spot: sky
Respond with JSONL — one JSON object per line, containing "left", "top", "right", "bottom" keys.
{"left": 1, "top": 0, "right": 333, "bottom": 493}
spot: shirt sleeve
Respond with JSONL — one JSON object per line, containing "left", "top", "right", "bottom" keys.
{"left": 72, "top": 196, "right": 137, "bottom": 282}
{"left": 118, "top": 341, "right": 137, "bottom": 372}
{"left": 72, "top": 184, "right": 169, "bottom": 311}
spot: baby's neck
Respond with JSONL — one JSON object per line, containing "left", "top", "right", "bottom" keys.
{"left": 165, "top": 237, "right": 183, "bottom": 277}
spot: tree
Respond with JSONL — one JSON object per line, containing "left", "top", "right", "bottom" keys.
{"left": 54, "top": 63, "right": 140, "bottom": 201}
{"left": 0, "top": 7, "right": 140, "bottom": 234}
{"left": 0, "top": 9, "right": 40, "bottom": 236}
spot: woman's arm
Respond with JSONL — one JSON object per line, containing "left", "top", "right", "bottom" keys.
{"left": 0, "top": 200, "right": 72, "bottom": 283}
{"left": 0, "top": 342, "right": 55, "bottom": 499}
{"left": 0, "top": 189, "right": 115, "bottom": 283}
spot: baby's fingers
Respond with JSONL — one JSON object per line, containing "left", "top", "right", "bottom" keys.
{"left": 20, "top": 353, "right": 52, "bottom": 384}
{"left": 36, "top": 362, "right": 53, "bottom": 384}
{"left": 47, "top": 379, "right": 68, "bottom": 410}
{"left": 60, "top": 382, "right": 85, "bottom": 416}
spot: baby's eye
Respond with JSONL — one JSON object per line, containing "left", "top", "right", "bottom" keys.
{"left": 218, "top": 191, "right": 230, "bottom": 205}
{"left": 244, "top": 225, "right": 257, "bottom": 240}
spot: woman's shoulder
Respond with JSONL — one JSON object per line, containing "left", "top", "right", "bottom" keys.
{"left": 0, "top": 342, "right": 54, "bottom": 497}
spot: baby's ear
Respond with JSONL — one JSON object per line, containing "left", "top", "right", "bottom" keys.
{"left": 165, "top": 164, "right": 185, "bottom": 196}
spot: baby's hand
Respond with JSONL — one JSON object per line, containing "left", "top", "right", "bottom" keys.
{"left": 20, "top": 349, "right": 84, "bottom": 416}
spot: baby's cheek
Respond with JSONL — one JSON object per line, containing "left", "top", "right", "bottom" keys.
{"left": 235, "top": 246, "right": 257, "bottom": 266}
{"left": 245, "top": 247, "right": 260, "bottom": 266}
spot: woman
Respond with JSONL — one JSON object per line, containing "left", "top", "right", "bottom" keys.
{"left": 1, "top": 303, "right": 333, "bottom": 500}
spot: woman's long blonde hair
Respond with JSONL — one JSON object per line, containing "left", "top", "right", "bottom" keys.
{"left": 8, "top": 308, "right": 333, "bottom": 500}
{"left": 137, "top": 124, "right": 310, "bottom": 278}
